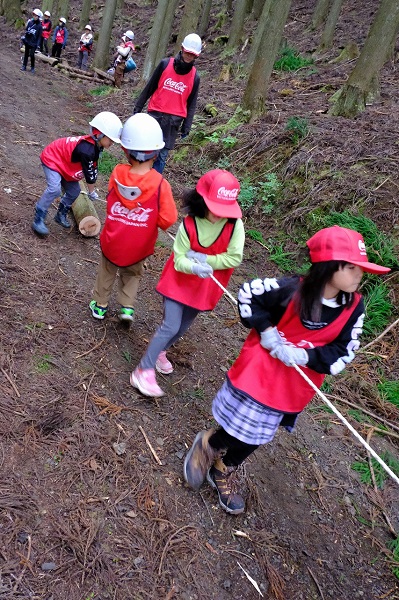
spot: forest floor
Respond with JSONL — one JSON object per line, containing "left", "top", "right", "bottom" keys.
{"left": 0, "top": 1, "right": 399, "bottom": 599}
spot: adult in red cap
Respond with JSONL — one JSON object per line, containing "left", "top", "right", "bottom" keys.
{"left": 131, "top": 169, "right": 244, "bottom": 398}
{"left": 183, "top": 225, "right": 390, "bottom": 516}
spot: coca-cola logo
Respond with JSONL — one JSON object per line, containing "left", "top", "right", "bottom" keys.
{"left": 217, "top": 186, "right": 239, "bottom": 200}
{"left": 164, "top": 77, "right": 187, "bottom": 93}
{"left": 358, "top": 239, "right": 367, "bottom": 255}
{"left": 111, "top": 201, "right": 153, "bottom": 222}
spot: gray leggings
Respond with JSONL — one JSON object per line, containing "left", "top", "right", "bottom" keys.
{"left": 139, "top": 297, "right": 200, "bottom": 369}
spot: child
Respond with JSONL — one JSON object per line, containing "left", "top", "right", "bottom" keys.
{"left": 39, "top": 11, "right": 52, "bottom": 55}
{"left": 21, "top": 8, "right": 42, "bottom": 73}
{"left": 108, "top": 30, "right": 136, "bottom": 88}
{"left": 32, "top": 111, "right": 122, "bottom": 237}
{"left": 183, "top": 226, "right": 391, "bottom": 515}
{"left": 130, "top": 169, "right": 244, "bottom": 398}
{"left": 89, "top": 113, "right": 178, "bottom": 324}
{"left": 77, "top": 24, "right": 93, "bottom": 71}
{"left": 51, "top": 17, "right": 68, "bottom": 59}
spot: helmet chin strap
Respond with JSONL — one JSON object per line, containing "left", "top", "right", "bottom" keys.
{"left": 90, "top": 126, "right": 104, "bottom": 142}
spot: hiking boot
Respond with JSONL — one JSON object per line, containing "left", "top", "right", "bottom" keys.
{"left": 155, "top": 351, "right": 173, "bottom": 374}
{"left": 183, "top": 429, "right": 223, "bottom": 491}
{"left": 130, "top": 368, "right": 164, "bottom": 398}
{"left": 30, "top": 68, "right": 35, "bottom": 74}
{"left": 89, "top": 300, "right": 108, "bottom": 320}
{"left": 119, "top": 307, "right": 134, "bottom": 323}
{"left": 20, "top": 65, "right": 26, "bottom": 71}
{"left": 54, "top": 203, "right": 71, "bottom": 228}
{"left": 32, "top": 205, "right": 49, "bottom": 236}
{"left": 207, "top": 459, "right": 245, "bottom": 515}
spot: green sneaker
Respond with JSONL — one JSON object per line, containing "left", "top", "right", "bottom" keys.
{"left": 89, "top": 300, "right": 108, "bottom": 320}
{"left": 119, "top": 307, "right": 135, "bottom": 323}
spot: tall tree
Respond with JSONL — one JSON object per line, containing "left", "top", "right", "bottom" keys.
{"left": 227, "top": 0, "right": 250, "bottom": 50}
{"left": 242, "top": 0, "right": 292, "bottom": 118}
{"left": 318, "top": 0, "right": 344, "bottom": 51}
{"left": 79, "top": 0, "right": 92, "bottom": 28}
{"left": 41, "top": 0, "right": 54, "bottom": 15}
{"left": 1, "top": 0, "right": 22, "bottom": 22}
{"left": 331, "top": 0, "right": 399, "bottom": 117}
{"left": 154, "top": 0, "right": 178, "bottom": 65}
{"left": 93, "top": 0, "right": 117, "bottom": 71}
{"left": 310, "top": 0, "right": 331, "bottom": 30}
{"left": 175, "top": 0, "right": 203, "bottom": 52}
{"left": 58, "top": 0, "right": 69, "bottom": 19}
{"left": 141, "top": 0, "right": 170, "bottom": 83}
{"left": 246, "top": 0, "right": 273, "bottom": 71}
{"left": 198, "top": 0, "right": 212, "bottom": 38}
{"left": 253, "top": 0, "right": 266, "bottom": 21}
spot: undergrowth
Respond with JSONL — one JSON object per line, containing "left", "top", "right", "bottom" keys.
{"left": 274, "top": 46, "right": 313, "bottom": 71}
{"left": 98, "top": 151, "right": 119, "bottom": 175}
{"left": 352, "top": 451, "right": 399, "bottom": 489}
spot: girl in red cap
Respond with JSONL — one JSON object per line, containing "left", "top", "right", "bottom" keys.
{"left": 183, "top": 225, "right": 390, "bottom": 515}
{"left": 130, "top": 169, "right": 244, "bottom": 398}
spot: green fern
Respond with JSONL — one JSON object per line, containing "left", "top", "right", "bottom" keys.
{"left": 352, "top": 451, "right": 399, "bottom": 489}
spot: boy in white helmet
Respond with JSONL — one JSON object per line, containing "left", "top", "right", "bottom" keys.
{"left": 134, "top": 33, "right": 201, "bottom": 174}
{"left": 109, "top": 30, "right": 136, "bottom": 88}
{"left": 77, "top": 24, "right": 93, "bottom": 71}
{"left": 21, "top": 9, "right": 42, "bottom": 73}
{"left": 39, "top": 11, "right": 52, "bottom": 56}
{"left": 32, "top": 111, "right": 122, "bottom": 237}
{"left": 51, "top": 17, "right": 68, "bottom": 59}
{"left": 89, "top": 113, "right": 177, "bottom": 324}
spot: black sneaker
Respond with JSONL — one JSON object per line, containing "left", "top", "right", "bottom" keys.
{"left": 183, "top": 430, "right": 219, "bottom": 491}
{"left": 207, "top": 459, "right": 245, "bottom": 515}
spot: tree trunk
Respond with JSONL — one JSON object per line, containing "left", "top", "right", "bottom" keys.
{"left": 79, "top": 0, "right": 92, "bottom": 29}
{"left": 226, "top": 0, "right": 233, "bottom": 11}
{"left": 154, "top": 0, "right": 178, "bottom": 65}
{"left": 141, "top": 0, "right": 170, "bottom": 83}
{"left": 227, "top": 0, "right": 250, "bottom": 49}
{"left": 175, "top": 0, "right": 203, "bottom": 53}
{"left": 71, "top": 193, "right": 101, "bottom": 237}
{"left": 93, "top": 0, "right": 117, "bottom": 71}
{"left": 58, "top": 0, "right": 69, "bottom": 19}
{"left": 253, "top": 0, "right": 266, "bottom": 20}
{"left": 246, "top": 0, "right": 273, "bottom": 71}
{"left": 242, "top": 0, "right": 292, "bottom": 118}
{"left": 310, "top": 0, "right": 331, "bottom": 30}
{"left": 330, "top": 0, "right": 399, "bottom": 117}
{"left": 3, "top": 0, "right": 22, "bottom": 22}
{"left": 198, "top": 0, "right": 212, "bottom": 38}
{"left": 318, "top": 0, "right": 344, "bottom": 51}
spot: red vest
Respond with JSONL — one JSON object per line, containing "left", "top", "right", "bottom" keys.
{"left": 100, "top": 177, "right": 163, "bottom": 267}
{"left": 228, "top": 293, "right": 361, "bottom": 413}
{"left": 42, "top": 20, "right": 51, "bottom": 39}
{"left": 40, "top": 136, "right": 94, "bottom": 181}
{"left": 156, "top": 216, "right": 235, "bottom": 310}
{"left": 55, "top": 27, "right": 66, "bottom": 44}
{"left": 148, "top": 58, "right": 196, "bottom": 118}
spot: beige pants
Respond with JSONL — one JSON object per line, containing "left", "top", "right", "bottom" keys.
{"left": 93, "top": 253, "right": 145, "bottom": 308}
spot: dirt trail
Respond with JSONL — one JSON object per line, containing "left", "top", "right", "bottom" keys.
{"left": 0, "top": 37, "right": 398, "bottom": 600}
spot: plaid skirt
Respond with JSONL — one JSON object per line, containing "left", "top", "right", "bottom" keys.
{"left": 212, "top": 377, "right": 298, "bottom": 446}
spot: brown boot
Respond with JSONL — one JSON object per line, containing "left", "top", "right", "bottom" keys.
{"left": 207, "top": 458, "right": 245, "bottom": 515}
{"left": 183, "top": 429, "right": 223, "bottom": 491}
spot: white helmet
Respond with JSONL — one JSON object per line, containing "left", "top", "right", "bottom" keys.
{"left": 33, "top": 8, "right": 42, "bottom": 17}
{"left": 121, "top": 114, "right": 164, "bottom": 161}
{"left": 44, "top": 10, "right": 51, "bottom": 16}
{"left": 124, "top": 30, "right": 134, "bottom": 40}
{"left": 59, "top": 17, "right": 66, "bottom": 24}
{"left": 89, "top": 112, "right": 123, "bottom": 144}
{"left": 181, "top": 33, "right": 202, "bottom": 56}
{"left": 84, "top": 24, "right": 92, "bottom": 30}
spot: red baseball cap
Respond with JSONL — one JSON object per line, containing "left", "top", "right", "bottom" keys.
{"left": 196, "top": 169, "right": 242, "bottom": 218}
{"left": 307, "top": 226, "right": 390, "bottom": 274}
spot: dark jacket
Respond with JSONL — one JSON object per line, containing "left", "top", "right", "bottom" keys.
{"left": 52, "top": 25, "right": 69, "bottom": 47}
{"left": 134, "top": 53, "right": 200, "bottom": 149}
{"left": 24, "top": 18, "right": 43, "bottom": 48}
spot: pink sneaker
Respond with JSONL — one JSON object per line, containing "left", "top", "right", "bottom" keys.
{"left": 130, "top": 368, "right": 165, "bottom": 398}
{"left": 155, "top": 351, "right": 174, "bottom": 374}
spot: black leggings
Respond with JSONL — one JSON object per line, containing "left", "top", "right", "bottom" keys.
{"left": 209, "top": 427, "right": 259, "bottom": 467}
{"left": 23, "top": 44, "right": 35, "bottom": 68}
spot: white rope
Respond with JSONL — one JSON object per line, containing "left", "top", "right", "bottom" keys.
{"left": 166, "top": 231, "right": 238, "bottom": 305}
{"left": 292, "top": 363, "right": 399, "bottom": 487}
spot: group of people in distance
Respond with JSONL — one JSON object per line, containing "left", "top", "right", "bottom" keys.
{"left": 28, "top": 30, "right": 392, "bottom": 516}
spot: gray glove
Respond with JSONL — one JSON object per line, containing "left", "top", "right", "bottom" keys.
{"left": 270, "top": 345, "right": 309, "bottom": 367}
{"left": 88, "top": 190, "right": 99, "bottom": 201}
{"left": 191, "top": 263, "right": 213, "bottom": 279}
{"left": 260, "top": 327, "right": 284, "bottom": 351}
{"left": 186, "top": 249, "right": 208, "bottom": 263}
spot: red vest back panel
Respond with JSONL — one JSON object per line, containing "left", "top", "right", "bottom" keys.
{"left": 148, "top": 58, "right": 196, "bottom": 118}
{"left": 40, "top": 136, "right": 93, "bottom": 181}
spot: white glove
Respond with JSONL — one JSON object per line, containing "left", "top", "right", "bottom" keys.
{"left": 270, "top": 345, "right": 309, "bottom": 367}
{"left": 260, "top": 327, "right": 284, "bottom": 351}
{"left": 88, "top": 190, "right": 99, "bottom": 201}
{"left": 191, "top": 263, "right": 213, "bottom": 279}
{"left": 186, "top": 250, "right": 208, "bottom": 263}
